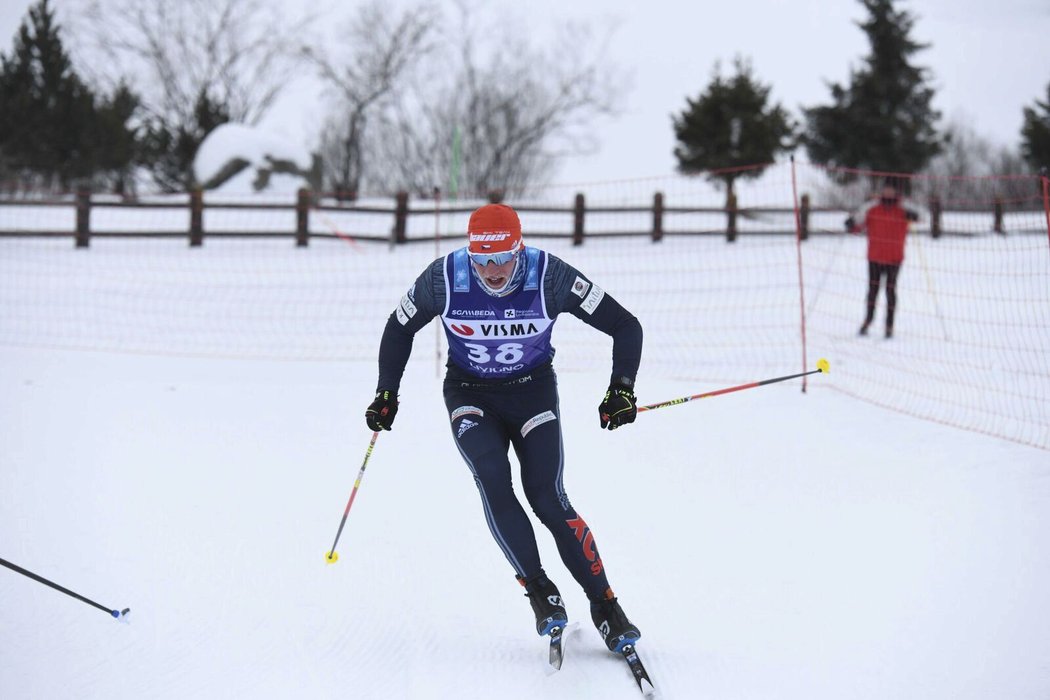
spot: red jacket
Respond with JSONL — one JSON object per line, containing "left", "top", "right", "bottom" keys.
{"left": 856, "top": 203, "right": 911, "bottom": 264}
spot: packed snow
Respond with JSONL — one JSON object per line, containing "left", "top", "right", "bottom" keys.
{"left": 1, "top": 230, "right": 1049, "bottom": 699}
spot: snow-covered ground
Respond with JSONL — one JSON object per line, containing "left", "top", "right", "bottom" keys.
{"left": 1, "top": 221, "right": 1049, "bottom": 699}
{"left": 2, "top": 349, "right": 1048, "bottom": 699}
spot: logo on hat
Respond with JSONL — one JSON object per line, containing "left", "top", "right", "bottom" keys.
{"left": 467, "top": 204, "right": 522, "bottom": 254}
{"left": 469, "top": 233, "right": 513, "bottom": 242}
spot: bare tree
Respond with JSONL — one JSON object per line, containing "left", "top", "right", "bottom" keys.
{"left": 77, "top": 0, "right": 311, "bottom": 129}
{"left": 917, "top": 116, "right": 1028, "bottom": 206}
{"left": 305, "top": 1, "right": 439, "bottom": 199}
{"left": 311, "top": 1, "right": 625, "bottom": 198}
{"left": 371, "top": 7, "right": 623, "bottom": 197}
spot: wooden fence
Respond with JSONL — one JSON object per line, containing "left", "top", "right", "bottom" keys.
{"left": 0, "top": 188, "right": 1035, "bottom": 248}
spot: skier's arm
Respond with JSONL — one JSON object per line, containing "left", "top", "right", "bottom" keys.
{"left": 545, "top": 256, "right": 643, "bottom": 389}
{"left": 576, "top": 292, "right": 643, "bottom": 389}
{"left": 376, "top": 260, "right": 444, "bottom": 393}
{"left": 846, "top": 198, "right": 876, "bottom": 234}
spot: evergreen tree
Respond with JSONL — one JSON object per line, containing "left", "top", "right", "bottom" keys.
{"left": 92, "top": 83, "right": 142, "bottom": 194}
{"left": 0, "top": 0, "right": 140, "bottom": 191}
{"left": 1020, "top": 81, "right": 1050, "bottom": 172}
{"left": 0, "top": 0, "right": 85, "bottom": 188}
{"left": 802, "top": 0, "right": 942, "bottom": 180}
{"left": 672, "top": 57, "right": 794, "bottom": 200}
{"left": 140, "top": 89, "right": 230, "bottom": 192}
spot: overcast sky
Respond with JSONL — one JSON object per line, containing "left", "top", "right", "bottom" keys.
{"left": 2, "top": 0, "right": 1048, "bottom": 183}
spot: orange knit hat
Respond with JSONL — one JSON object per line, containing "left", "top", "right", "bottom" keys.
{"left": 467, "top": 204, "right": 522, "bottom": 254}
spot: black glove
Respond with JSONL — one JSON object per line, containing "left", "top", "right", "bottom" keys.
{"left": 844, "top": 216, "right": 856, "bottom": 232}
{"left": 365, "top": 389, "right": 398, "bottom": 431}
{"left": 599, "top": 383, "right": 637, "bottom": 430}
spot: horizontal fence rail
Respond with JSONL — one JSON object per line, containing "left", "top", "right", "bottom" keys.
{"left": 1, "top": 187, "right": 1044, "bottom": 247}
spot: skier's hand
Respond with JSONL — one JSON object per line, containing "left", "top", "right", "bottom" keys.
{"left": 844, "top": 216, "right": 856, "bottom": 232}
{"left": 599, "top": 383, "right": 637, "bottom": 430}
{"left": 365, "top": 389, "right": 398, "bottom": 431}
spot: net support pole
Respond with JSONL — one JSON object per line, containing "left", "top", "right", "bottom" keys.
{"left": 789, "top": 155, "right": 810, "bottom": 393}
{"left": 1041, "top": 167, "right": 1050, "bottom": 253}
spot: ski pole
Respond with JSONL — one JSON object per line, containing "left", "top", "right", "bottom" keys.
{"left": 324, "top": 430, "right": 380, "bottom": 564}
{"left": 638, "top": 358, "right": 830, "bottom": 413}
{"left": 0, "top": 556, "right": 130, "bottom": 621}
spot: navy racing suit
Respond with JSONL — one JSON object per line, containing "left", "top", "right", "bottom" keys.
{"left": 375, "top": 246, "right": 642, "bottom": 600}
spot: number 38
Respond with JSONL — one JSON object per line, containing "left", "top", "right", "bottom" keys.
{"left": 464, "top": 342, "right": 524, "bottom": 364}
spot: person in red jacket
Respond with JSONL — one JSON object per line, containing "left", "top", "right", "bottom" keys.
{"left": 846, "top": 185, "right": 919, "bottom": 338}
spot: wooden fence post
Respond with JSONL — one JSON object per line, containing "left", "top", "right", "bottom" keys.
{"left": 296, "top": 188, "right": 310, "bottom": 247}
{"left": 392, "top": 191, "right": 409, "bottom": 244}
{"left": 572, "top": 193, "right": 585, "bottom": 246}
{"left": 75, "top": 189, "right": 91, "bottom": 248}
{"left": 651, "top": 191, "right": 664, "bottom": 242}
{"left": 930, "top": 195, "right": 942, "bottom": 238}
{"left": 799, "top": 193, "right": 810, "bottom": 240}
{"left": 726, "top": 191, "right": 737, "bottom": 242}
{"left": 189, "top": 189, "right": 203, "bottom": 247}
{"left": 993, "top": 195, "right": 1004, "bottom": 235}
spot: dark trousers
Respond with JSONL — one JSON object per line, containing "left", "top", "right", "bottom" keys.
{"left": 863, "top": 261, "right": 901, "bottom": 331}
{"left": 443, "top": 372, "right": 612, "bottom": 601}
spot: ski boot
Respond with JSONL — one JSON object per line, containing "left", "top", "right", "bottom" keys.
{"left": 590, "top": 591, "right": 641, "bottom": 653}
{"left": 520, "top": 572, "right": 568, "bottom": 636}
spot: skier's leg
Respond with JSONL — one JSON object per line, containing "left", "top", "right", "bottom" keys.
{"left": 511, "top": 383, "right": 612, "bottom": 602}
{"left": 885, "top": 263, "right": 900, "bottom": 336}
{"left": 512, "top": 379, "right": 641, "bottom": 652}
{"left": 861, "top": 260, "right": 879, "bottom": 334}
{"left": 444, "top": 391, "right": 542, "bottom": 581}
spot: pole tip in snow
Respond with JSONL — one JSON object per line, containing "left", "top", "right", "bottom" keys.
{"left": 112, "top": 608, "right": 131, "bottom": 623}
{"left": 324, "top": 551, "right": 339, "bottom": 564}
{"left": 816, "top": 358, "right": 830, "bottom": 374}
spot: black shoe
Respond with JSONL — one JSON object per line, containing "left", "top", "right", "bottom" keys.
{"left": 885, "top": 327, "right": 893, "bottom": 339}
{"left": 590, "top": 595, "right": 640, "bottom": 653}
{"left": 521, "top": 573, "right": 568, "bottom": 636}
{"left": 858, "top": 323, "right": 870, "bottom": 336}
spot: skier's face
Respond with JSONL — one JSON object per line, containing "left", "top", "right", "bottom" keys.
{"left": 473, "top": 258, "right": 516, "bottom": 289}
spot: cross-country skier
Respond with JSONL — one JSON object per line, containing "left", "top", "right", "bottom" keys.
{"left": 365, "top": 202, "right": 644, "bottom": 654}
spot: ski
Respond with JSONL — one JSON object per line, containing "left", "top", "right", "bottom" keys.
{"left": 548, "top": 625, "right": 565, "bottom": 670}
{"left": 621, "top": 644, "right": 657, "bottom": 698}
{"left": 546, "top": 622, "right": 578, "bottom": 672}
